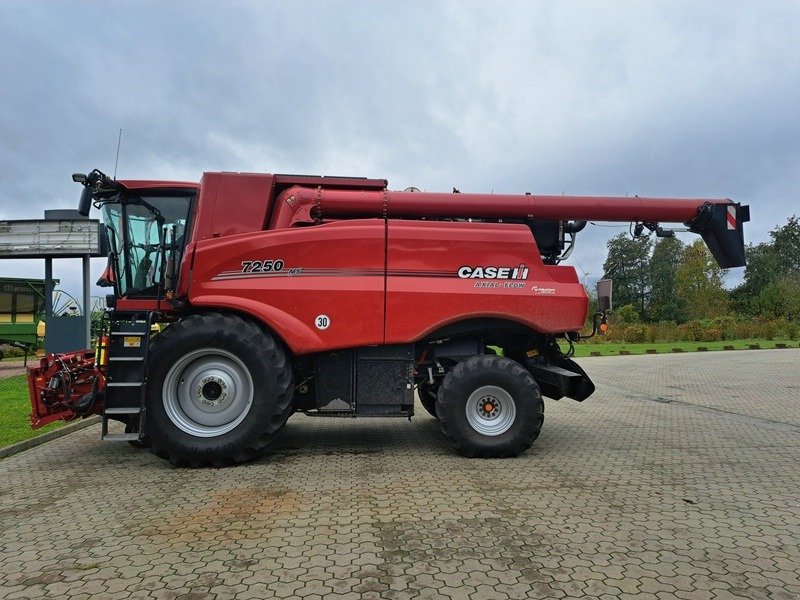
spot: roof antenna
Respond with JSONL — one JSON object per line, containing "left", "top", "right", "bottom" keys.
{"left": 113, "top": 128, "right": 122, "bottom": 180}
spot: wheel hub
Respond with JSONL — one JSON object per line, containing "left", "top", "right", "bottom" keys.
{"left": 197, "top": 377, "right": 227, "bottom": 407}
{"left": 465, "top": 385, "right": 516, "bottom": 436}
{"left": 479, "top": 397, "right": 500, "bottom": 419}
{"left": 163, "top": 349, "right": 254, "bottom": 438}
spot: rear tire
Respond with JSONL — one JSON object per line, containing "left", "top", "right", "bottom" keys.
{"left": 437, "top": 355, "right": 543, "bottom": 458}
{"left": 146, "top": 313, "right": 293, "bottom": 467}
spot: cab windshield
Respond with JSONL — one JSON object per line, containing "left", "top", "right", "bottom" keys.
{"left": 102, "top": 193, "right": 193, "bottom": 297}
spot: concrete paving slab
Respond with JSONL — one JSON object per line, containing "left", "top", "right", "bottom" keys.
{"left": 1, "top": 349, "right": 798, "bottom": 599}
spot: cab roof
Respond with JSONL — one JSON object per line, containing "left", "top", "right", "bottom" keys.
{"left": 116, "top": 180, "right": 200, "bottom": 191}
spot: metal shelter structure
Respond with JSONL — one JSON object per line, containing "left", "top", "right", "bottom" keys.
{"left": 0, "top": 209, "right": 106, "bottom": 353}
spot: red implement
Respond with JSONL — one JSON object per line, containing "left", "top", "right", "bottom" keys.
{"left": 27, "top": 350, "right": 104, "bottom": 428}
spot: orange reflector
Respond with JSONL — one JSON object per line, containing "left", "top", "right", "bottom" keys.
{"left": 600, "top": 323, "right": 608, "bottom": 332}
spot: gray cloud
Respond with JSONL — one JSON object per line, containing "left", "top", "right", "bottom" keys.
{"left": 1, "top": 1, "right": 798, "bottom": 299}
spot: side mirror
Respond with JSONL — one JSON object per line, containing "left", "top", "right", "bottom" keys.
{"left": 596, "top": 279, "right": 613, "bottom": 312}
{"left": 579, "top": 279, "right": 613, "bottom": 340}
{"left": 77, "top": 186, "right": 93, "bottom": 217}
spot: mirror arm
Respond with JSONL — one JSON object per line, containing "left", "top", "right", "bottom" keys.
{"left": 579, "top": 311, "right": 608, "bottom": 340}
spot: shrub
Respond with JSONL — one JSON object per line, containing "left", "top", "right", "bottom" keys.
{"left": 653, "top": 321, "right": 679, "bottom": 342}
{"left": 680, "top": 321, "right": 703, "bottom": 342}
{"left": 586, "top": 316, "right": 793, "bottom": 345}
{"left": 757, "top": 319, "right": 780, "bottom": 340}
{"left": 603, "top": 323, "right": 627, "bottom": 342}
{"left": 733, "top": 320, "right": 758, "bottom": 339}
{"left": 700, "top": 327, "right": 723, "bottom": 342}
{"left": 623, "top": 325, "right": 646, "bottom": 343}
{"left": 710, "top": 316, "right": 738, "bottom": 340}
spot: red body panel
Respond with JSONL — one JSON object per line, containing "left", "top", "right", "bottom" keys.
{"left": 193, "top": 173, "right": 275, "bottom": 241}
{"left": 191, "top": 172, "right": 388, "bottom": 241}
{"left": 385, "top": 221, "right": 587, "bottom": 342}
{"left": 189, "top": 220, "right": 387, "bottom": 354}
{"left": 186, "top": 217, "right": 588, "bottom": 354}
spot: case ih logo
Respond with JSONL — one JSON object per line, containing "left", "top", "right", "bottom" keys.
{"left": 457, "top": 264, "right": 529, "bottom": 280}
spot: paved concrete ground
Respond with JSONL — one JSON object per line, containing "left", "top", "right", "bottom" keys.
{"left": 1, "top": 349, "right": 798, "bottom": 600}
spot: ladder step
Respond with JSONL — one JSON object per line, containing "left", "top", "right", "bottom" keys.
{"left": 104, "top": 407, "right": 142, "bottom": 415}
{"left": 101, "top": 313, "right": 153, "bottom": 442}
{"left": 103, "top": 433, "right": 141, "bottom": 442}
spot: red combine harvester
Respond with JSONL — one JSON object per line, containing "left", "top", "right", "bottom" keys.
{"left": 28, "top": 169, "right": 749, "bottom": 466}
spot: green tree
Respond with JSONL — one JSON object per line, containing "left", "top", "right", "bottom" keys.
{"left": 771, "top": 215, "right": 800, "bottom": 275}
{"left": 648, "top": 236, "right": 685, "bottom": 322}
{"left": 730, "top": 242, "right": 778, "bottom": 315}
{"left": 733, "top": 215, "right": 800, "bottom": 317}
{"left": 777, "top": 276, "right": 800, "bottom": 318}
{"left": 676, "top": 240, "right": 729, "bottom": 319}
{"left": 613, "top": 303, "right": 641, "bottom": 323}
{"left": 747, "top": 275, "right": 800, "bottom": 318}
{"left": 744, "top": 242, "right": 780, "bottom": 290}
{"left": 602, "top": 233, "right": 652, "bottom": 320}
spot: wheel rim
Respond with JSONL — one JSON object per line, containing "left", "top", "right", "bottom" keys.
{"left": 162, "top": 348, "right": 254, "bottom": 438}
{"left": 465, "top": 385, "right": 516, "bottom": 436}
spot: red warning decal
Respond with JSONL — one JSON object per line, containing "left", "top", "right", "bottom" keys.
{"left": 727, "top": 206, "right": 737, "bottom": 230}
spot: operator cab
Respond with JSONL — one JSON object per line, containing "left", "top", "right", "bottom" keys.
{"left": 74, "top": 170, "right": 196, "bottom": 300}
{"left": 101, "top": 193, "right": 193, "bottom": 298}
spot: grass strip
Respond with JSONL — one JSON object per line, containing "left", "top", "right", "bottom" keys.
{"left": 0, "top": 375, "right": 65, "bottom": 448}
{"left": 571, "top": 338, "right": 797, "bottom": 357}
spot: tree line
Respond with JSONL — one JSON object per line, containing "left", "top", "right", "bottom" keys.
{"left": 601, "top": 215, "right": 800, "bottom": 324}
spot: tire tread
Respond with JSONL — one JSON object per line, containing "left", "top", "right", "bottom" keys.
{"left": 146, "top": 312, "right": 293, "bottom": 467}
{"left": 437, "top": 354, "right": 543, "bottom": 458}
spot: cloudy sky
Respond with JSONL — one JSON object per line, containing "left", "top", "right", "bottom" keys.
{"left": 1, "top": 1, "right": 798, "bottom": 303}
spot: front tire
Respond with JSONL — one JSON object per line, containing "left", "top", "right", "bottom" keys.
{"left": 146, "top": 313, "right": 293, "bottom": 467}
{"left": 437, "top": 355, "right": 543, "bottom": 458}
